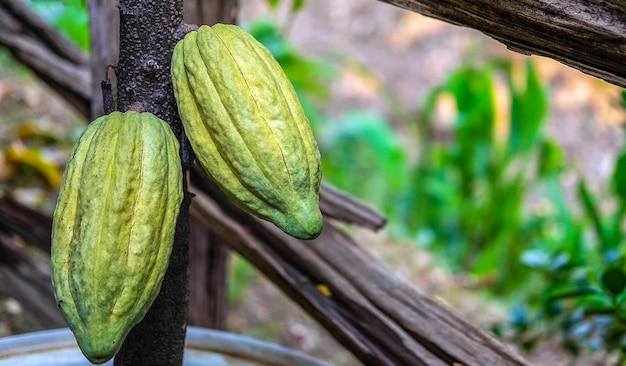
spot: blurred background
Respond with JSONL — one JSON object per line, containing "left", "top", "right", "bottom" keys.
{"left": 1, "top": 0, "right": 626, "bottom": 365}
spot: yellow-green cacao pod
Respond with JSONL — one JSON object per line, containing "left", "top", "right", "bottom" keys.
{"left": 171, "top": 24, "right": 322, "bottom": 240}
{"left": 51, "top": 111, "right": 183, "bottom": 364}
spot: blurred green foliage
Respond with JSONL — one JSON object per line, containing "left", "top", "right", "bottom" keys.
{"left": 228, "top": 255, "right": 257, "bottom": 304}
{"left": 396, "top": 60, "right": 570, "bottom": 298}
{"left": 27, "top": 0, "right": 89, "bottom": 50}
{"left": 318, "top": 110, "right": 408, "bottom": 214}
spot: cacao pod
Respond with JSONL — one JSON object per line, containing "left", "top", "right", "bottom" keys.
{"left": 51, "top": 111, "right": 183, "bottom": 364}
{"left": 171, "top": 24, "right": 323, "bottom": 240}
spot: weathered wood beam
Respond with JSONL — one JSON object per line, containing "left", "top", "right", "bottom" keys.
{"left": 188, "top": 175, "right": 529, "bottom": 366}
{"left": 0, "top": 234, "right": 65, "bottom": 329}
{"left": 0, "top": 195, "right": 52, "bottom": 254}
{"left": 377, "top": 0, "right": 626, "bottom": 88}
{"left": 0, "top": 0, "right": 91, "bottom": 117}
{"left": 188, "top": 216, "right": 229, "bottom": 330}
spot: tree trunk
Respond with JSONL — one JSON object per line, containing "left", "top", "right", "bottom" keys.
{"left": 112, "top": 1, "right": 191, "bottom": 365}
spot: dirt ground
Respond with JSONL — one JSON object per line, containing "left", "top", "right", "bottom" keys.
{"left": 1, "top": 0, "right": 625, "bottom": 365}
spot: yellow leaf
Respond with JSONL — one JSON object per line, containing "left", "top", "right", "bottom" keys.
{"left": 5, "top": 143, "right": 62, "bottom": 188}
{"left": 316, "top": 284, "right": 332, "bottom": 297}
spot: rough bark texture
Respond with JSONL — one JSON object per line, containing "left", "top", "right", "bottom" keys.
{"left": 377, "top": 0, "right": 626, "bottom": 88}
{"left": 113, "top": 1, "right": 190, "bottom": 365}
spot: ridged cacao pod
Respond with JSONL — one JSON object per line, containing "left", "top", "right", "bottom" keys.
{"left": 51, "top": 111, "right": 183, "bottom": 364}
{"left": 171, "top": 24, "right": 322, "bottom": 240}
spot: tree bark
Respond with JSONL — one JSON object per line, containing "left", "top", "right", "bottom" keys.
{"left": 377, "top": 0, "right": 626, "bottom": 88}
{"left": 113, "top": 1, "right": 190, "bottom": 365}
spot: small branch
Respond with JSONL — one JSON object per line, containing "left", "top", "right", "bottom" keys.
{"left": 319, "top": 182, "right": 386, "bottom": 230}
{"left": 101, "top": 80, "right": 114, "bottom": 114}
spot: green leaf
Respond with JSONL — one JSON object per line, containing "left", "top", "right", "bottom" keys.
{"left": 266, "top": 0, "right": 281, "bottom": 8}
{"left": 537, "top": 138, "right": 563, "bottom": 176}
{"left": 53, "top": 5, "right": 89, "bottom": 50}
{"left": 507, "top": 60, "right": 548, "bottom": 155}
{"left": 612, "top": 150, "right": 626, "bottom": 202}
{"left": 291, "top": 0, "right": 305, "bottom": 12}
{"left": 520, "top": 248, "right": 551, "bottom": 268}
{"left": 577, "top": 180, "right": 608, "bottom": 248}
{"left": 602, "top": 268, "right": 626, "bottom": 296}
